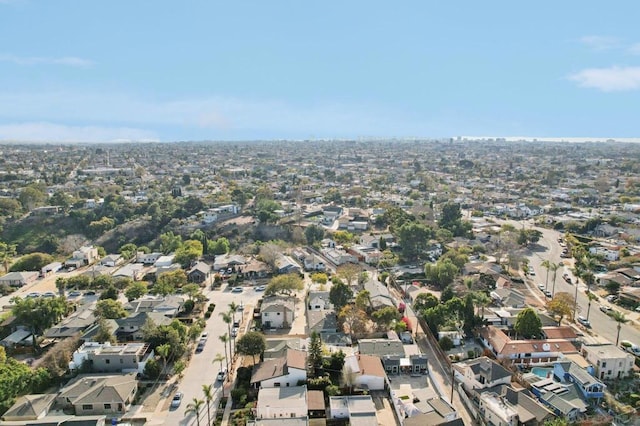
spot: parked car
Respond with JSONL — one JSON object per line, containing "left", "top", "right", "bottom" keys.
{"left": 563, "top": 273, "right": 572, "bottom": 283}
{"left": 577, "top": 315, "right": 591, "bottom": 328}
{"left": 196, "top": 340, "right": 206, "bottom": 353}
{"left": 216, "top": 369, "right": 227, "bottom": 381}
{"left": 67, "top": 290, "right": 81, "bottom": 298}
{"left": 255, "top": 285, "right": 266, "bottom": 291}
{"left": 171, "top": 392, "right": 183, "bottom": 408}
{"left": 529, "top": 269, "right": 535, "bottom": 276}
{"left": 26, "top": 292, "right": 40, "bottom": 298}
{"left": 233, "top": 320, "right": 240, "bottom": 328}
{"left": 606, "top": 295, "right": 618, "bottom": 303}
{"left": 231, "top": 327, "right": 239, "bottom": 337}
{"left": 200, "top": 332, "right": 208, "bottom": 340}
{"left": 231, "top": 287, "right": 243, "bottom": 293}
{"left": 599, "top": 305, "right": 613, "bottom": 314}
{"left": 42, "top": 292, "right": 56, "bottom": 298}
{"left": 538, "top": 284, "right": 545, "bottom": 291}
{"left": 84, "top": 290, "right": 97, "bottom": 296}
{"left": 545, "top": 290, "right": 553, "bottom": 298}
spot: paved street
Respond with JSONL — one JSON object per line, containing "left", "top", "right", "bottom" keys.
{"left": 507, "top": 221, "right": 640, "bottom": 346}
{"left": 159, "top": 284, "right": 264, "bottom": 426}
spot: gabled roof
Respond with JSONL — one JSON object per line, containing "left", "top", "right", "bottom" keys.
{"left": 466, "top": 356, "right": 512, "bottom": 383}
{"left": 554, "top": 361, "right": 603, "bottom": 389}
{"left": 251, "top": 349, "right": 306, "bottom": 384}
{"left": 2, "top": 393, "right": 56, "bottom": 420}
{"left": 59, "top": 373, "right": 137, "bottom": 406}
{"left": 358, "top": 338, "right": 404, "bottom": 357}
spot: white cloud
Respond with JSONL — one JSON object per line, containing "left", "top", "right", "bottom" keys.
{"left": 569, "top": 66, "right": 640, "bottom": 92}
{"left": 578, "top": 35, "right": 621, "bottom": 51}
{"left": 0, "top": 54, "right": 93, "bottom": 67}
{"left": 0, "top": 122, "right": 158, "bottom": 142}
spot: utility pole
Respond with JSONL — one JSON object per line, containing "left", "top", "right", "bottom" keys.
{"left": 450, "top": 366, "right": 455, "bottom": 403}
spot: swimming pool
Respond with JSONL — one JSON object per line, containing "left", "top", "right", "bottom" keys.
{"left": 531, "top": 367, "right": 554, "bottom": 379}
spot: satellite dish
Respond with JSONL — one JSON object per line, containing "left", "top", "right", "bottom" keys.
{"left": 542, "top": 343, "right": 551, "bottom": 352}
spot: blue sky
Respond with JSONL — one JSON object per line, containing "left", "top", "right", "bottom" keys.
{"left": 0, "top": 1, "right": 639, "bottom": 142}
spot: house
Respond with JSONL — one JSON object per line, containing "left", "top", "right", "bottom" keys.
{"left": 342, "top": 354, "right": 387, "bottom": 391}
{"left": 402, "top": 399, "right": 463, "bottom": 426}
{"left": 0, "top": 271, "right": 39, "bottom": 287}
{"left": 581, "top": 344, "right": 635, "bottom": 380}
{"left": 251, "top": 349, "right": 307, "bottom": 389}
{"left": 358, "top": 338, "right": 405, "bottom": 358}
{"left": 56, "top": 373, "right": 137, "bottom": 416}
{"left": 1, "top": 393, "right": 56, "bottom": 422}
{"left": 362, "top": 279, "right": 395, "bottom": 309}
{"left": 116, "top": 312, "right": 172, "bottom": 342}
{"left": 214, "top": 254, "right": 246, "bottom": 271}
{"left": 275, "top": 255, "right": 301, "bottom": 275}
{"left": 100, "top": 254, "right": 123, "bottom": 267}
{"left": 307, "top": 309, "right": 337, "bottom": 334}
{"left": 490, "top": 288, "right": 526, "bottom": 308}
{"left": 136, "top": 252, "right": 163, "bottom": 265}
{"left": 112, "top": 263, "right": 144, "bottom": 281}
{"left": 382, "top": 354, "right": 428, "bottom": 375}
{"left": 321, "top": 248, "right": 357, "bottom": 266}
{"left": 44, "top": 307, "right": 97, "bottom": 339}
{"left": 261, "top": 296, "right": 295, "bottom": 329}
{"left": 588, "top": 245, "right": 620, "bottom": 262}
{"left": 187, "top": 261, "right": 212, "bottom": 285}
{"left": 69, "top": 342, "right": 152, "bottom": 375}
{"left": 479, "top": 326, "right": 579, "bottom": 365}
{"left": 479, "top": 389, "right": 555, "bottom": 426}
{"left": 307, "top": 389, "right": 325, "bottom": 418}
{"left": 529, "top": 379, "right": 588, "bottom": 421}
{"left": 455, "top": 356, "right": 512, "bottom": 392}
{"left": 154, "top": 255, "right": 175, "bottom": 268}
{"left": 553, "top": 361, "right": 605, "bottom": 400}
{"left": 263, "top": 338, "right": 306, "bottom": 359}
{"left": 41, "top": 261, "right": 63, "bottom": 277}
{"left": 328, "top": 395, "right": 378, "bottom": 424}
{"left": 255, "top": 386, "right": 308, "bottom": 420}
{"left": 123, "top": 295, "right": 184, "bottom": 317}
{"left": 302, "top": 254, "right": 325, "bottom": 272}
{"left": 66, "top": 246, "right": 100, "bottom": 267}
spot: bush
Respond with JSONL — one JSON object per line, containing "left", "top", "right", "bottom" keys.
{"left": 439, "top": 336, "right": 454, "bottom": 351}
{"left": 230, "top": 388, "right": 247, "bottom": 408}
{"left": 204, "top": 312, "right": 211, "bottom": 319}
{"left": 307, "top": 376, "right": 332, "bottom": 390}
{"left": 467, "top": 350, "right": 476, "bottom": 359}
{"left": 143, "top": 358, "right": 161, "bottom": 380}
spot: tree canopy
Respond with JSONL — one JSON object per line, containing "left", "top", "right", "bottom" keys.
{"left": 264, "top": 273, "right": 303, "bottom": 297}
{"left": 329, "top": 281, "right": 353, "bottom": 310}
{"left": 514, "top": 308, "right": 542, "bottom": 339}
{"left": 235, "top": 331, "right": 266, "bottom": 364}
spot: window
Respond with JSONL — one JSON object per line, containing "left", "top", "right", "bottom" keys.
{"left": 602, "top": 362, "right": 607, "bottom": 368}
{"left": 524, "top": 353, "right": 531, "bottom": 357}
{"left": 277, "top": 312, "right": 281, "bottom": 315}
{"left": 105, "top": 359, "right": 110, "bottom": 364}
{"left": 120, "top": 358, "right": 124, "bottom": 363}
{"left": 274, "top": 382, "right": 281, "bottom": 387}
{"left": 264, "top": 313, "right": 269, "bottom": 317}
{"left": 104, "top": 403, "right": 111, "bottom": 410}
{"left": 82, "top": 404, "right": 92, "bottom": 410}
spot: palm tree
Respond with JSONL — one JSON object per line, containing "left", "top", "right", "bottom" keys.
{"left": 155, "top": 343, "right": 171, "bottom": 387}
{"left": 541, "top": 259, "right": 551, "bottom": 291}
{"left": 472, "top": 291, "right": 491, "bottom": 320}
{"left": 585, "top": 291, "right": 598, "bottom": 322}
{"left": 202, "top": 384, "right": 213, "bottom": 426}
{"left": 611, "top": 311, "right": 628, "bottom": 346}
{"left": 213, "top": 352, "right": 226, "bottom": 373}
{"left": 185, "top": 398, "right": 204, "bottom": 426}
{"left": 228, "top": 301, "right": 238, "bottom": 324}
{"left": 220, "top": 311, "right": 233, "bottom": 359}
{"left": 219, "top": 334, "right": 230, "bottom": 374}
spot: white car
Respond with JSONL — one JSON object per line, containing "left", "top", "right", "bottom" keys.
{"left": 170, "top": 392, "right": 183, "bottom": 408}
{"left": 216, "top": 369, "right": 227, "bottom": 381}
{"left": 231, "top": 287, "right": 243, "bottom": 293}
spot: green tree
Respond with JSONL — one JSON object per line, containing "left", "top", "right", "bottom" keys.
{"left": 0, "top": 242, "right": 16, "bottom": 273}
{"left": 154, "top": 269, "right": 187, "bottom": 296}
{"left": 546, "top": 292, "right": 575, "bottom": 325}
{"left": 329, "top": 281, "right": 353, "bottom": 311}
{"left": 338, "top": 305, "right": 369, "bottom": 338}
{"left": 219, "top": 334, "right": 230, "bottom": 375}
{"left": 611, "top": 311, "right": 628, "bottom": 346}
{"left": 220, "top": 312, "right": 233, "bottom": 360}
{"left": 514, "top": 307, "right": 542, "bottom": 339}
{"left": 174, "top": 239, "right": 203, "bottom": 267}
{"left": 99, "top": 285, "right": 118, "bottom": 300}
{"left": 202, "top": 384, "right": 213, "bottom": 426}
{"left": 19, "top": 184, "right": 47, "bottom": 210}
{"left": 308, "top": 331, "right": 324, "bottom": 375}
{"left": 355, "top": 290, "right": 372, "bottom": 312}
{"left": 236, "top": 331, "right": 267, "bottom": 364}
{"left": 397, "top": 222, "right": 434, "bottom": 261}
{"left": 424, "top": 258, "right": 459, "bottom": 289}
{"left": 311, "top": 272, "right": 328, "bottom": 284}
{"left": 372, "top": 306, "right": 401, "bottom": 331}
{"left": 95, "top": 299, "right": 127, "bottom": 319}
{"left": 305, "top": 224, "right": 325, "bottom": 245}
{"left": 10, "top": 252, "right": 54, "bottom": 272}
{"left": 208, "top": 237, "right": 230, "bottom": 255}
{"left": 414, "top": 293, "right": 439, "bottom": 312}
{"left": 119, "top": 243, "right": 138, "bottom": 260}
{"left": 159, "top": 231, "right": 182, "bottom": 254}
{"left": 94, "top": 317, "right": 116, "bottom": 344}
{"left": 264, "top": 273, "right": 304, "bottom": 297}
{"left": 12, "top": 296, "right": 69, "bottom": 348}
{"left": 124, "top": 281, "right": 148, "bottom": 301}
{"left": 184, "top": 398, "right": 204, "bottom": 426}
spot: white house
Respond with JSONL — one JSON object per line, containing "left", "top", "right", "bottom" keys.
{"left": 261, "top": 296, "right": 295, "bottom": 329}
{"left": 154, "top": 255, "right": 175, "bottom": 268}
{"left": 329, "top": 395, "right": 377, "bottom": 423}
{"left": 588, "top": 245, "right": 620, "bottom": 262}
{"left": 455, "top": 357, "right": 512, "bottom": 392}
{"left": 66, "top": 246, "right": 99, "bottom": 267}
{"left": 479, "top": 393, "right": 518, "bottom": 426}
{"left": 581, "top": 344, "right": 635, "bottom": 380}
{"left": 343, "top": 354, "right": 386, "bottom": 391}
{"left": 250, "top": 349, "right": 307, "bottom": 389}
{"left": 255, "top": 386, "right": 308, "bottom": 420}
{"left": 136, "top": 252, "right": 162, "bottom": 265}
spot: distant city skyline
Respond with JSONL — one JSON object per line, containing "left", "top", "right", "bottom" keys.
{"left": 0, "top": 1, "right": 639, "bottom": 142}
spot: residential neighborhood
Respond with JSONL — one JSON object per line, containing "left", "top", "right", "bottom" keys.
{"left": 0, "top": 139, "right": 638, "bottom": 426}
